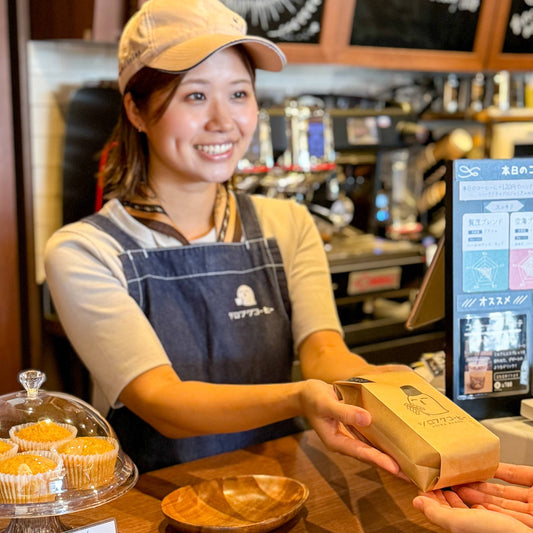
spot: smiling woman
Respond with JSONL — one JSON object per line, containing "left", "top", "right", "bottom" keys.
{"left": 123, "top": 48, "right": 259, "bottom": 207}
{"left": 44, "top": 0, "right": 409, "bottom": 475}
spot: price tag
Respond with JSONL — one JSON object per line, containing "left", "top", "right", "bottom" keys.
{"left": 68, "top": 518, "right": 117, "bottom": 533}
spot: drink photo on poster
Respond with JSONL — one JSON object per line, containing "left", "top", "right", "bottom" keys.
{"left": 459, "top": 311, "right": 528, "bottom": 397}
{"left": 467, "top": 357, "right": 490, "bottom": 392}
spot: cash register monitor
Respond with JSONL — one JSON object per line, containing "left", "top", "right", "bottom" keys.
{"left": 405, "top": 236, "right": 445, "bottom": 331}
{"left": 445, "top": 158, "right": 532, "bottom": 420}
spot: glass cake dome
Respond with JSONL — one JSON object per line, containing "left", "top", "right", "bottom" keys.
{"left": 0, "top": 370, "right": 138, "bottom": 532}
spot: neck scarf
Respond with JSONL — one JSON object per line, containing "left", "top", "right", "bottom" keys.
{"left": 122, "top": 183, "right": 242, "bottom": 244}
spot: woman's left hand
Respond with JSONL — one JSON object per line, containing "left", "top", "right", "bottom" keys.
{"left": 355, "top": 362, "right": 413, "bottom": 375}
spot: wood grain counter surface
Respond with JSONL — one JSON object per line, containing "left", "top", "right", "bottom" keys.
{"left": 0, "top": 430, "right": 446, "bottom": 532}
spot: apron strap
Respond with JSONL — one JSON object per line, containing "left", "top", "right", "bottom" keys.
{"left": 234, "top": 192, "right": 263, "bottom": 241}
{"left": 86, "top": 193, "right": 263, "bottom": 249}
{"left": 84, "top": 213, "right": 141, "bottom": 251}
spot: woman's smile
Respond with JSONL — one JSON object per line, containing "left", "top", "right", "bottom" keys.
{"left": 194, "top": 142, "right": 235, "bottom": 156}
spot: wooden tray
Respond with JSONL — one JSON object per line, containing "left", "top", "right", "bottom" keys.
{"left": 161, "top": 474, "right": 309, "bottom": 532}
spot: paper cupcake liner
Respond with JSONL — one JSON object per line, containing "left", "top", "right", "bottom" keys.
{"left": 0, "top": 450, "right": 64, "bottom": 504}
{"left": 60, "top": 437, "right": 119, "bottom": 490}
{"left": 9, "top": 421, "right": 77, "bottom": 451}
{"left": 0, "top": 439, "right": 18, "bottom": 462}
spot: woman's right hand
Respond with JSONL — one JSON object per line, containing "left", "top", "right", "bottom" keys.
{"left": 299, "top": 379, "right": 402, "bottom": 476}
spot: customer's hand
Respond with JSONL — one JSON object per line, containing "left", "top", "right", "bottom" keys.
{"left": 413, "top": 463, "right": 533, "bottom": 533}
{"left": 299, "top": 379, "right": 402, "bottom": 477}
{"left": 452, "top": 463, "right": 533, "bottom": 529}
{"left": 413, "top": 489, "right": 531, "bottom": 533}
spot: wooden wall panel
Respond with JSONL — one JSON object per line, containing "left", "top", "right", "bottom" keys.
{"left": 0, "top": 0, "right": 23, "bottom": 393}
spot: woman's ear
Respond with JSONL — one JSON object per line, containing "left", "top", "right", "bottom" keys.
{"left": 123, "top": 92, "right": 146, "bottom": 133}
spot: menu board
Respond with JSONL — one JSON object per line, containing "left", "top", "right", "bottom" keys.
{"left": 350, "top": 0, "right": 481, "bottom": 51}
{"left": 502, "top": 0, "right": 533, "bottom": 54}
{"left": 222, "top": 0, "right": 324, "bottom": 43}
{"left": 446, "top": 158, "right": 533, "bottom": 418}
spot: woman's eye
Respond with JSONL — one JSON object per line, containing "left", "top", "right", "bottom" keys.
{"left": 186, "top": 92, "right": 205, "bottom": 101}
{"left": 232, "top": 91, "right": 248, "bottom": 100}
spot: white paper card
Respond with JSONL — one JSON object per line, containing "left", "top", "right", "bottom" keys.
{"left": 68, "top": 518, "right": 117, "bottom": 533}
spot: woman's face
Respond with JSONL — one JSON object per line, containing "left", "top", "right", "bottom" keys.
{"left": 140, "top": 47, "right": 258, "bottom": 188}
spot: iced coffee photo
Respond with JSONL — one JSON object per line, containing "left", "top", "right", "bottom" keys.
{"left": 459, "top": 311, "right": 528, "bottom": 398}
{"left": 465, "top": 356, "right": 492, "bottom": 394}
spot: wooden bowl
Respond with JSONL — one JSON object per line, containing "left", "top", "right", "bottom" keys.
{"left": 161, "top": 474, "right": 309, "bottom": 532}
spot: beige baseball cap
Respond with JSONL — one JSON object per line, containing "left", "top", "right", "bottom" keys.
{"left": 118, "top": 0, "right": 287, "bottom": 94}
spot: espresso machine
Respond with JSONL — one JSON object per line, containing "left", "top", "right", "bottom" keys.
{"left": 236, "top": 96, "right": 350, "bottom": 230}
{"left": 235, "top": 98, "right": 442, "bottom": 365}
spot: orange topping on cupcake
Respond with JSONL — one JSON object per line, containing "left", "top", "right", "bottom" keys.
{"left": 0, "top": 454, "right": 57, "bottom": 475}
{"left": 15, "top": 421, "right": 72, "bottom": 442}
{"left": 0, "top": 441, "right": 13, "bottom": 454}
{"left": 58, "top": 437, "right": 115, "bottom": 456}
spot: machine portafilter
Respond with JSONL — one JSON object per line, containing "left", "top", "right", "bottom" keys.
{"left": 234, "top": 108, "right": 275, "bottom": 192}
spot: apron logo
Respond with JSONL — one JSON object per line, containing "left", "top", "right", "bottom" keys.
{"left": 229, "top": 284, "right": 274, "bottom": 321}
{"left": 234, "top": 285, "right": 257, "bottom": 306}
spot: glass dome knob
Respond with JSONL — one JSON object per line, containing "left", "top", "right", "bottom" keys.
{"left": 18, "top": 369, "right": 46, "bottom": 398}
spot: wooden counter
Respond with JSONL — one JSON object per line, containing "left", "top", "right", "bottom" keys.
{"left": 0, "top": 430, "right": 445, "bottom": 532}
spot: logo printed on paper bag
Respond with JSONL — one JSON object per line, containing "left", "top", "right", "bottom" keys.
{"left": 401, "top": 385, "right": 449, "bottom": 416}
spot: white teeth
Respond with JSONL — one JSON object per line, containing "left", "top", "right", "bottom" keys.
{"left": 195, "top": 143, "right": 233, "bottom": 155}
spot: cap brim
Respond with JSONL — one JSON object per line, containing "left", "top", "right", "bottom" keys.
{"left": 149, "top": 34, "right": 286, "bottom": 74}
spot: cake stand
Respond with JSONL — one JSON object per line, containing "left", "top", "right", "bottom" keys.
{"left": 0, "top": 370, "right": 139, "bottom": 533}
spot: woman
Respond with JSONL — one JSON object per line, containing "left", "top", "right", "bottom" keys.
{"left": 45, "top": 0, "right": 407, "bottom": 473}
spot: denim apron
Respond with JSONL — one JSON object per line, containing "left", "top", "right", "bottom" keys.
{"left": 85, "top": 193, "right": 301, "bottom": 472}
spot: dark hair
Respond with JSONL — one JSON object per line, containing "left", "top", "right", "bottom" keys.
{"left": 102, "top": 46, "right": 257, "bottom": 201}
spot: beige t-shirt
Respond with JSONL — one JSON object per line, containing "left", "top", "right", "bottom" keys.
{"left": 44, "top": 195, "right": 342, "bottom": 414}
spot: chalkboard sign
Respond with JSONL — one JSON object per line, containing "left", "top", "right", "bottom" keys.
{"left": 222, "top": 0, "right": 324, "bottom": 44}
{"left": 350, "top": 0, "right": 481, "bottom": 52}
{"left": 502, "top": 0, "right": 533, "bottom": 54}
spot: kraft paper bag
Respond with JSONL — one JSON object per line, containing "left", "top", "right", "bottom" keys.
{"left": 334, "top": 371, "right": 500, "bottom": 491}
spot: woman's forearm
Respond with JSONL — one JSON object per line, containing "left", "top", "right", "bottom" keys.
{"left": 299, "top": 330, "right": 411, "bottom": 383}
{"left": 299, "top": 330, "right": 376, "bottom": 382}
{"left": 119, "top": 365, "right": 307, "bottom": 438}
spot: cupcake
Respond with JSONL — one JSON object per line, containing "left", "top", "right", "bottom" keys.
{"left": 0, "top": 451, "right": 63, "bottom": 503}
{"left": 57, "top": 436, "right": 118, "bottom": 489}
{"left": 0, "top": 439, "right": 18, "bottom": 462}
{"left": 9, "top": 420, "right": 77, "bottom": 451}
